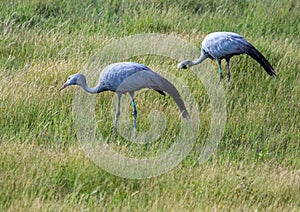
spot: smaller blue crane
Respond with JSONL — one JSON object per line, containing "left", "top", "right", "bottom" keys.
{"left": 178, "top": 32, "right": 277, "bottom": 83}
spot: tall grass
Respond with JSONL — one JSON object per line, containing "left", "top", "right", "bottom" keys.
{"left": 1, "top": 0, "right": 299, "bottom": 210}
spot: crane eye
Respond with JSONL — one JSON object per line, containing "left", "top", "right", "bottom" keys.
{"left": 68, "top": 77, "right": 71, "bottom": 80}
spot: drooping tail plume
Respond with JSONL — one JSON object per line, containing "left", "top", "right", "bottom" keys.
{"left": 138, "top": 71, "right": 190, "bottom": 119}
{"left": 243, "top": 42, "right": 277, "bottom": 77}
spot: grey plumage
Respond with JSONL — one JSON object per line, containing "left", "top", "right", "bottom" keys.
{"left": 178, "top": 32, "right": 277, "bottom": 83}
{"left": 60, "top": 62, "right": 189, "bottom": 138}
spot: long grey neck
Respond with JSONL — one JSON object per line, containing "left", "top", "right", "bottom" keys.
{"left": 80, "top": 81, "right": 104, "bottom": 94}
{"left": 191, "top": 53, "right": 207, "bottom": 66}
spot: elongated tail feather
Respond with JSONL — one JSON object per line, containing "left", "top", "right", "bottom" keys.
{"left": 154, "top": 89, "right": 166, "bottom": 96}
{"left": 243, "top": 43, "right": 277, "bottom": 77}
{"left": 150, "top": 73, "right": 190, "bottom": 120}
{"left": 116, "top": 70, "right": 190, "bottom": 120}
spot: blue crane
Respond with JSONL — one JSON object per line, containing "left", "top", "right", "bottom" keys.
{"left": 60, "top": 62, "right": 189, "bottom": 138}
{"left": 178, "top": 32, "right": 277, "bottom": 83}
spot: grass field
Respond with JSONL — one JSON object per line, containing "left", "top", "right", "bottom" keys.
{"left": 1, "top": 0, "right": 299, "bottom": 210}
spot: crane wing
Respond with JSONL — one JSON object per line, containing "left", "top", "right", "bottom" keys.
{"left": 116, "top": 68, "right": 190, "bottom": 120}
{"left": 241, "top": 42, "right": 277, "bottom": 77}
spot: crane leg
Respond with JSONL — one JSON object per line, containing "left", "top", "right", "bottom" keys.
{"left": 129, "top": 92, "right": 137, "bottom": 138}
{"left": 131, "top": 98, "right": 137, "bottom": 138}
{"left": 217, "top": 59, "right": 223, "bottom": 84}
{"left": 226, "top": 58, "right": 231, "bottom": 84}
{"left": 111, "top": 93, "right": 121, "bottom": 142}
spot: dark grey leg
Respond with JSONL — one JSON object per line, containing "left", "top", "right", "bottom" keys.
{"left": 217, "top": 59, "right": 223, "bottom": 84}
{"left": 129, "top": 92, "right": 137, "bottom": 138}
{"left": 226, "top": 58, "right": 231, "bottom": 83}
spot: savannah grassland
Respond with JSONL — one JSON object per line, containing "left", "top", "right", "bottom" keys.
{"left": 0, "top": 0, "right": 299, "bottom": 211}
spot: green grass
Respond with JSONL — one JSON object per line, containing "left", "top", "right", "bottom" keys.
{"left": 1, "top": 0, "right": 299, "bottom": 210}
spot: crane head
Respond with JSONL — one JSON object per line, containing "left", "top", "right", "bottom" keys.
{"left": 60, "top": 73, "right": 80, "bottom": 91}
{"left": 177, "top": 60, "right": 192, "bottom": 69}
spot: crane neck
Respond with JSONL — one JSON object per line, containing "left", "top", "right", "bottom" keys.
{"left": 192, "top": 53, "right": 207, "bottom": 66}
{"left": 80, "top": 81, "right": 104, "bottom": 94}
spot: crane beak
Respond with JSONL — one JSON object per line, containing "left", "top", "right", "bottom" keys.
{"left": 59, "top": 83, "right": 67, "bottom": 91}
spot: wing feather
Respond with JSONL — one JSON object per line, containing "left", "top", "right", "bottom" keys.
{"left": 116, "top": 68, "right": 190, "bottom": 120}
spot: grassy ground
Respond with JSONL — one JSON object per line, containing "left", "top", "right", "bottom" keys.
{"left": 1, "top": 0, "right": 299, "bottom": 210}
